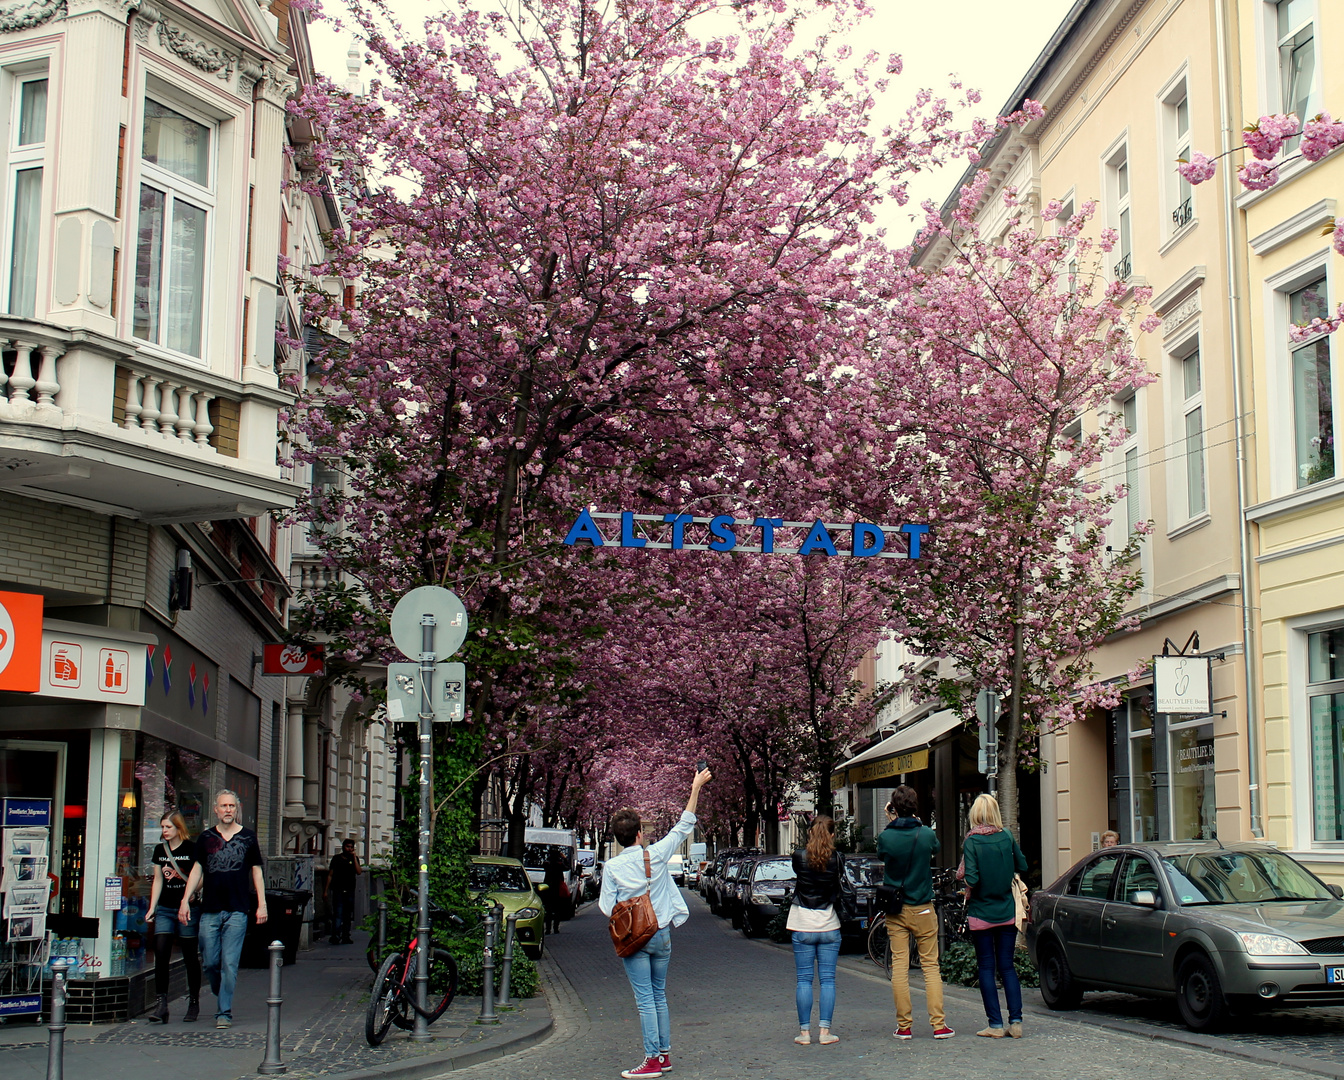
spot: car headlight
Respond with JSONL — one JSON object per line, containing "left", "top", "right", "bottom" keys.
{"left": 751, "top": 890, "right": 774, "bottom": 904}
{"left": 1238, "top": 932, "right": 1308, "bottom": 957}
{"left": 515, "top": 907, "right": 541, "bottom": 920}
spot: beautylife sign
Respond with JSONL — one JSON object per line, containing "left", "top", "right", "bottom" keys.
{"left": 563, "top": 510, "right": 928, "bottom": 560}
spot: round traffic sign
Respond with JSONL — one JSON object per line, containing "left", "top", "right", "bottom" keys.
{"left": 390, "top": 586, "right": 469, "bottom": 661}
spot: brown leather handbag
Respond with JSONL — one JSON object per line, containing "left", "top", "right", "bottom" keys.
{"left": 609, "top": 850, "right": 660, "bottom": 957}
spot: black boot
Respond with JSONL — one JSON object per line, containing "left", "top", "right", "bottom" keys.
{"left": 183, "top": 995, "right": 200, "bottom": 1023}
{"left": 148, "top": 994, "right": 169, "bottom": 1024}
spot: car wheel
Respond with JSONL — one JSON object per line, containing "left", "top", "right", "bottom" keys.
{"left": 1038, "top": 940, "right": 1083, "bottom": 1010}
{"left": 730, "top": 907, "right": 743, "bottom": 929}
{"left": 742, "top": 914, "right": 757, "bottom": 938}
{"left": 523, "top": 943, "right": 542, "bottom": 961}
{"left": 1177, "top": 952, "right": 1230, "bottom": 1032}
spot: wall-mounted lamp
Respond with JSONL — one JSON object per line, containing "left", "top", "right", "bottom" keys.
{"left": 121, "top": 791, "right": 137, "bottom": 810}
{"left": 169, "top": 549, "right": 194, "bottom": 612}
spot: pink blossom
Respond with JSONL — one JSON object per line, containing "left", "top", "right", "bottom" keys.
{"left": 1177, "top": 151, "right": 1216, "bottom": 185}
{"left": 1301, "top": 113, "right": 1344, "bottom": 162}
{"left": 1334, "top": 217, "right": 1344, "bottom": 257}
{"left": 1242, "top": 113, "right": 1299, "bottom": 159}
{"left": 1237, "top": 159, "right": 1280, "bottom": 191}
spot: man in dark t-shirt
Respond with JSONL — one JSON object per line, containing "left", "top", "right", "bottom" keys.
{"left": 324, "top": 839, "right": 360, "bottom": 944}
{"left": 180, "top": 790, "right": 266, "bottom": 1028}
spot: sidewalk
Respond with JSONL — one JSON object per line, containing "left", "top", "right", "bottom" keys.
{"left": 0, "top": 931, "right": 551, "bottom": 1080}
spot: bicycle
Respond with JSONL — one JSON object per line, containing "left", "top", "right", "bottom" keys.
{"left": 865, "top": 870, "right": 972, "bottom": 980}
{"left": 365, "top": 893, "right": 464, "bottom": 1046}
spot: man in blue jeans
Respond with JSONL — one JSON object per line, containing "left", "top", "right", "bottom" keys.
{"left": 599, "top": 766, "right": 711, "bottom": 1078}
{"left": 179, "top": 790, "right": 267, "bottom": 1028}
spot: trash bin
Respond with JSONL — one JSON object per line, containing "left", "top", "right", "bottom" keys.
{"left": 240, "top": 888, "right": 311, "bottom": 967}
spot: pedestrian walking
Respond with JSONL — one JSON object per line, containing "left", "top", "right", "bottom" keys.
{"left": 324, "top": 838, "right": 361, "bottom": 945}
{"left": 788, "top": 815, "right": 844, "bottom": 1046}
{"left": 960, "top": 794, "right": 1028, "bottom": 1039}
{"left": 877, "top": 784, "right": 953, "bottom": 1041}
{"left": 599, "top": 766, "right": 712, "bottom": 1078}
{"left": 543, "top": 849, "right": 568, "bottom": 935}
{"left": 144, "top": 810, "right": 202, "bottom": 1023}
{"left": 179, "top": 790, "right": 267, "bottom": 1029}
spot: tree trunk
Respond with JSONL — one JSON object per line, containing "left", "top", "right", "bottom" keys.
{"left": 1000, "top": 586, "right": 1026, "bottom": 842}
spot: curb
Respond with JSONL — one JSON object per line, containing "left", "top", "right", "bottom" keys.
{"left": 319, "top": 1013, "right": 554, "bottom": 1080}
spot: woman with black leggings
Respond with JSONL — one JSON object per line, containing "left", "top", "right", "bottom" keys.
{"left": 145, "top": 810, "right": 202, "bottom": 1023}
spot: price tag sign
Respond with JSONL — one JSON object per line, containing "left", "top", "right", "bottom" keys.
{"left": 103, "top": 876, "right": 123, "bottom": 911}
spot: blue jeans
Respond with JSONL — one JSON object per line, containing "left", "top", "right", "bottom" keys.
{"left": 331, "top": 892, "right": 354, "bottom": 941}
{"left": 620, "top": 926, "right": 672, "bottom": 1057}
{"left": 199, "top": 910, "right": 249, "bottom": 1019}
{"left": 791, "top": 929, "right": 841, "bottom": 1028}
{"left": 972, "top": 926, "right": 1022, "bottom": 1028}
{"left": 154, "top": 904, "right": 200, "bottom": 937}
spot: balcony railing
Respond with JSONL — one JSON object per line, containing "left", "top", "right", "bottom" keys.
{"left": 1172, "top": 197, "right": 1193, "bottom": 230}
{"left": 1113, "top": 251, "right": 1132, "bottom": 281}
{"left": 290, "top": 558, "right": 344, "bottom": 592}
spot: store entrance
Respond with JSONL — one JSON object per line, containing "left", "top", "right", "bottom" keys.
{"left": 0, "top": 739, "right": 66, "bottom": 898}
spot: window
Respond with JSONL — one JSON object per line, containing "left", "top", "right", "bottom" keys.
{"left": 1308, "top": 626, "right": 1344, "bottom": 841}
{"left": 1118, "top": 393, "right": 1142, "bottom": 538}
{"left": 1176, "top": 345, "right": 1207, "bottom": 518}
{"left": 1169, "top": 719, "right": 1215, "bottom": 840}
{"left": 5, "top": 75, "right": 47, "bottom": 318}
{"left": 1277, "top": 0, "right": 1318, "bottom": 133}
{"left": 1128, "top": 692, "right": 1157, "bottom": 841}
{"left": 1107, "top": 146, "right": 1132, "bottom": 281}
{"left": 133, "top": 97, "right": 213, "bottom": 359}
{"left": 1164, "top": 85, "right": 1193, "bottom": 232}
{"left": 1118, "top": 855, "right": 1162, "bottom": 901}
{"left": 1289, "top": 276, "right": 1333, "bottom": 488}
{"left": 1055, "top": 197, "right": 1078, "bottom": 292}
{"left": 1077, "top": 853, "right": 1121, "bottom": 900}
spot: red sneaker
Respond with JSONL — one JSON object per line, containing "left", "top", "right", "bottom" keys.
{"left": 893, "top": 1028, "right": 913, "bottom": 1040}
{"left": 657, "top": 1053, "right": 672, "bottom": 1071}
{"left": 620, "top": 1057, "right": 664, "bottom": 1078}
{"left": 933, "top": 1026, "right": 956, "bottom": 1039}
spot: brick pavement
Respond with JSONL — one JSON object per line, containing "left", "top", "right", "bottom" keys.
{"left": 455, "top": 891, "right": 1342, "bottom": 1080}
{"left": 0, "top": 931, "right": 549, "bottom": 1080}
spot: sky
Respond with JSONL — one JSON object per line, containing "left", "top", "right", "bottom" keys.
{"left": 304, "top": 0, "right": 1079, "bottom": 243}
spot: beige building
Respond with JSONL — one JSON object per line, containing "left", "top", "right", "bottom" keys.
{"left": 917, "top": 0, "right": 1262, "bottom": 883}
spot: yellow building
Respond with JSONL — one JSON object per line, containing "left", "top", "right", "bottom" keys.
{"left": 1234, "top": 0, "right": 1344, "bottom": 884}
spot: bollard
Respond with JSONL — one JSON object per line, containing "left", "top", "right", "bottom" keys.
{"left": 377, "top": 896, "right": 388, "bottom": 959}
{"left": 497, "top": 911, "right": 519, "bottom": 1009}
{"left": 257, "top": 941, "right": 287, "bottom": 1074}
{"left": 47, "top": 959, "right": 69, "bottom": 1080}
{"left": 477, "top": 905, "right": 498, "bottom": 1024}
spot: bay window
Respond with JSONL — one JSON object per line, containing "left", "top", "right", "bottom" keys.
{"left": 6, "top": 74, "right": 46, "bottom": 318}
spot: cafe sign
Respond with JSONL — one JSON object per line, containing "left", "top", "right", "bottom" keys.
{"left": 830, "top": 748, "right": 930, "bottom": 790}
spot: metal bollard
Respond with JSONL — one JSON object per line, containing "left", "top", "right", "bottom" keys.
{"left": 477, "top": 905, "right": 498, "bottom": 1024}
{"left": 47, "top": 959, "right": 69, "bottom": 1080}
{"left": 257, "top": 941, "right": 287, "bottom": 1074}
{"left": 377, "top": 896, "right": 388, "bottom": 958}
{"left": 497, "top": 912, "right": 519, "bottom": 1009}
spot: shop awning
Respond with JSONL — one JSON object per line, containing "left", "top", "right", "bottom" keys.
{"left": 829, "top": 709, "right": 964, "bottom": 789}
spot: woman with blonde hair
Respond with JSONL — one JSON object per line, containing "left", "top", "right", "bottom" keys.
{"left": 961, "top": 794, "right": 1028, "bottom": 1038}
{"left": 787, "top": 815, "right": 846, "bottom": 1046}
{"left": 145, "top": 809, "right": 202, "bottom": 1023}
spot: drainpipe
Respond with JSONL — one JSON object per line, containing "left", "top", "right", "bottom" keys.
{"left": 1214, "top": 0, "right": 1263, "bottom": 838}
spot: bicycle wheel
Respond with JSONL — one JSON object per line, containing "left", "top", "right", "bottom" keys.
{"left": 365, "top": 952, "right": 409, "bottom": 1046}
{"left": 867, "top": 916, "right": 891, "bottom": 979}
{"left": 404, "top": 948, "right": 459, "bottom": 1022}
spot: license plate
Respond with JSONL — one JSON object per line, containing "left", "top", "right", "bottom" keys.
{"left": 858, "top": 917, "right": 868, "bottom": 930}
{"left": 1328, "top": 967, "right": 1344, "bottom": 984}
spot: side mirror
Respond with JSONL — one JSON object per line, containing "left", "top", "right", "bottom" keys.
{"left": 536, "top": 883, "right": 549, "bottom": 892}
{"left": 1129, "top": 890, "right": 1159, "bottom": 908}
{"left": 1329, "top": 884, "right": 1343, "bottom": 900}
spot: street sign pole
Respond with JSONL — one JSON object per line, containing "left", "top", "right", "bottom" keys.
{"left": 412, "top": 612, "right": 435, "bottom": 1042}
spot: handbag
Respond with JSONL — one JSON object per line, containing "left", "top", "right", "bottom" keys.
{"left": 608, "top": 850, "right": 660, "bottom": 958}
{"left": 874, "top": 835, "right": 916, "bottom": 918}
{"left": 1011, "top": 873, "right": 1030, "bottom": 933}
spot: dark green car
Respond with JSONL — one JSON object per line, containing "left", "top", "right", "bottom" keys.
{"left": 1028, "top": 841, "right": 1344, "bottom": 1031}
{"left": 470, "top": 856, "right": 546, "bottom": 959}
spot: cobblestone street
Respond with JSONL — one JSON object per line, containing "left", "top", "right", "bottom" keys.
{"left": 469, "top": 893, "right": 1344, "bottom": 1080}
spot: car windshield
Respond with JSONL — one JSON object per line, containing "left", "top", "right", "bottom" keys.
{"left": 469, "top": 863, "right": 531, "bottom": 892}
{"left": 1162, "top": 850, "right": 1332, "bottom": 905}
{"left": 523, "top": 843, "right": 570, "bottom": 871}
{"left": 754, "top": 861, "right": 794, "bottom": 882}
{"left": 844, "top": 859, "right": 884, "bottom": 887}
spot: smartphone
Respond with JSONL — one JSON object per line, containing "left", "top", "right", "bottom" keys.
{"left": 696, "top": 758, "right": 708, "bottom": 773}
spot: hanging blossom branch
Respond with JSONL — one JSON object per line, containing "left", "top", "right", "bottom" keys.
{"left": 1179, "top": 110, "right": 1344, "bottom": 337}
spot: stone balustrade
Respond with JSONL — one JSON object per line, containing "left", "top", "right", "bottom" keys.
{"left": 0, "top": 339, "right": 65, "bottom": 413}
{"left": 120, "top": 367, "right": 217, "bottom": 447}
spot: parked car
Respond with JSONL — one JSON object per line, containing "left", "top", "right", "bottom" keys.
{"left": 669, "top": 854, "right": 686, "bottom": 887}
{"left": 739, "top": 857, "right": 795, "bottom": 937}
{"left": 716, "top": 856, "right": 755, "bottom": 921}
{"left": 706, "top": 848, "right": 758, "bottom": 911}
{"left": 583, "top": 860, "right": 604, "bottom": 903}
{"left": 1027, "top": 841, "right": 1344, "bottom": 1031}
{"left": 839, "top": 854, "right": 885, "bottom": 939}
{"left": 469, "top": 855, "right": 546, "bottom": 959}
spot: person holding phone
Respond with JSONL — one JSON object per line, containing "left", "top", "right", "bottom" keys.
{"left": 145, "top": 810, "right": 201, "bottom": 1023}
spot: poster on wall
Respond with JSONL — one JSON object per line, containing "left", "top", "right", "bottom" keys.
{"left": 3, "top": 913, "right": 44, "bottom": 941}
{"left": 2, "top": 885, "right": 47, "bottom": 918}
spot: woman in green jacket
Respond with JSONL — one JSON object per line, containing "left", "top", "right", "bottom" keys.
{"left": 961, "top": 794, "right": 1028, "bottom": 1038}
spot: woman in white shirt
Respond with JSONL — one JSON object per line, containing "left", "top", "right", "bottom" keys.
{"left": 788, "top": 816, "right": 845, "bottom": 1046}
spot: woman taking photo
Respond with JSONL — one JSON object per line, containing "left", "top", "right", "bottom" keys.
{"left": 144, "top": 810, "right": 202, "bottom": 1023}
{"left": 788, "top": 816, "right": 845, "bottom": 1046}
{"left": 961, "top": 794, "right": 1028, "bottom": 1038}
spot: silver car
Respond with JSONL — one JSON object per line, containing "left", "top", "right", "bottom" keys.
{"left": 1027, "top": 841, "right": 1344, "bottom": 1031}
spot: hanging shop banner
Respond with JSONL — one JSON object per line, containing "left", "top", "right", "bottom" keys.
{"left": 563, "top": 510, "right": 928, "bottom": 560}
{"left": 40, "top": 629, "right": 147, "bottom": 705}
{"left": 1153, "top": 655, "right": 1213, "bottom": 714}
{"left": 830, "top": 748, "right": 930, "bottom": 790}
{"left": 261, "top": 643, "right": 326, "bottom": 676}
{"left": 0, "top": 591, "right": 43, "bottom": 693}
